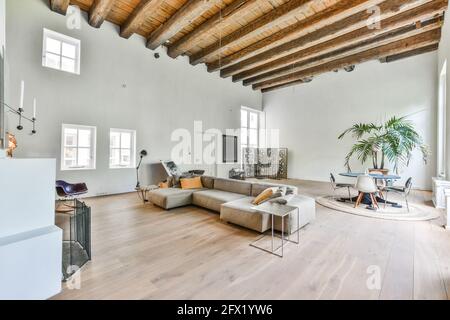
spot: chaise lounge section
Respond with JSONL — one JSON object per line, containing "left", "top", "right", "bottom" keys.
{"left": 148, "top": 176, "right": 316, "bottom": 234}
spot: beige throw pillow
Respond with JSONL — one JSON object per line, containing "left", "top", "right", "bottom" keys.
{"left": 252, "top": 187, "right": 278, "bottom": 205}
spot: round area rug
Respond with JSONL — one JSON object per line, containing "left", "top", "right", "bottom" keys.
{"left": 316, "top": 196, "right": 440, "bottom": 221}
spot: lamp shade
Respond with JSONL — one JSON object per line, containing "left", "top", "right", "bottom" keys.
{"left": 140, "top": 150, "right": 148, "bottom": 157}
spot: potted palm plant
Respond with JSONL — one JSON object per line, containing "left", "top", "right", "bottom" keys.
{"left": 338, "top": 116, "right": 430, "bottom": 174}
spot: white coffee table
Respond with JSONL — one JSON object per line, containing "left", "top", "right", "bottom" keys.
{"left": 250, "top": 200, "right": 300, "bottom": 258}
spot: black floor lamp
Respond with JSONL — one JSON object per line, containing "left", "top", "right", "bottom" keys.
{"left": 136, "top": 150, "right": 148, "bottom": 189}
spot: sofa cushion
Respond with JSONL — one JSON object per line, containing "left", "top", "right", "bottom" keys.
{"left": 251, "top": 182, "right": 298, "bottom": 197}
{"left": 148, "top": 188, "right": 202, "bottom": 210}
{"left": 192, "top": 189, "right": 246, "bottom": 212}
{"left": 220, "top": 197, "right": 271, "bottom": 233}
{"left": 180, "top": 176, "right": 203, "bottom": 190}
{"left": 214, "top": 178, "right": 252, "bottom": 196}
{"left": 200, "top": 176, "right": 215, "bottom": 189}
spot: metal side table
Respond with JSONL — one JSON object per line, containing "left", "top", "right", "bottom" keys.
{"left": 250, "top": 201, "right": 300, "bottom": 258}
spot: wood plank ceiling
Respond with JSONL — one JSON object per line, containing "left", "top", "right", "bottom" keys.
{"left": 49, "top": 0, "right": 448, "bottom": 92}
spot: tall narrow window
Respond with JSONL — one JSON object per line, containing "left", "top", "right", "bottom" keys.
{"left": 61, "top": 124, "right": 96, "bottom": 170}
{"left": 241, "top": 107, "right": 260, "bottom": 150}
{"left": 110, "top": 129, "right": 136, "bottom": 169}
{"left": 438, "top": 60, "right": 447, "bottom": 178}
{"left": 42, "top": 28, "right": 81, "bottom": 74}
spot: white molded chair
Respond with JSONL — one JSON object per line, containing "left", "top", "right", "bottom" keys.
{"left": 355, "top": 175, "right": 379, "bottom": 208}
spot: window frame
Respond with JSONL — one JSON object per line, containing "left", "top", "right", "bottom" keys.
{"left": 438, "top": 60, "right": 447, "bottom": 178}
{"left": 109, "top": 128, "right": 137, "bottom": 169}
{"left": 241, "top": 107, "right": 261, "bottom": 150}
{"left": 61, "top": 124, "right": 97, "bottom": 171}
{"left": 42, "top": 28, "right": 81, "bottom": 75}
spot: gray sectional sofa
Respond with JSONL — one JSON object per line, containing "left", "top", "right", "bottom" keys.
{"left": 148, "top": 176, "right": 315, "bottom": 234}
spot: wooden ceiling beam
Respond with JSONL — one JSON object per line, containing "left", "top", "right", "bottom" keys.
{"left": 219, "top": 0, "right": 433, "bottom": 77}
{"left": 167, "top": 0, "right": 255, "bottom": 58}
{"left": 254, "top": 28, "right": 441, "bottom": 91}
{"left": 50, "top": 0, "right": 70, "bottom": 15}
{"left": 237, "top": 1, "right": 446, "bottom": 84}
{"left": 261, "top": 42, "right": 439, "bottom": 93}
{"left": 189, "top": 0, "right": 314, "bottom": 65}
{"left": 380, "top": 42, "right": 439, "bottom": 62}
{"left": 120, "top": 0, "right": 166, "bottom": 39}
{"left": 209, "top": 0, "right": 385, "bottom": 73}
{"left": 89, "top": 0, "right": 115, "bottom": 28}
{"left": 244, "top": 18, "right": 441, "bottom": 86}
{"left": 146, "top": 0, "right": 223, "bottom": 50}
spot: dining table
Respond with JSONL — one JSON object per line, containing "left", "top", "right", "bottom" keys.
{"left": 338, "top": 172, "right": 402, "bottom": 209}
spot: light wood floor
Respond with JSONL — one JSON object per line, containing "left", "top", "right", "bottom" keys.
{"left": 53, "top": 180, "right": 450, "bottom": 300}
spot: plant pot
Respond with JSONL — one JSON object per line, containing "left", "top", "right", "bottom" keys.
{"left": 368, "top": 168, "right": 390, "bottom": 175}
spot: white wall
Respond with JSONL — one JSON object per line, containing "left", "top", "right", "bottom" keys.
{"left": 0, "top": 159, "right": 62, "bottom": 300}
{"left": 0, "top": 0, "right": 4, "bottom": 53}
{"left": 438, "top": 17, "right": 450, "bottom": 179}
{"left": 5, "top": 0, "right": 261, "bottom": 197}
{"left": 263, "top": 52, "right": 437, "bottom": 190}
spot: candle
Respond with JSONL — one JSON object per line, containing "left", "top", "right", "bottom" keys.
{"left": 19, "top": 80, "right": 24, "bottom": 110}
{"left": 33, "top": 98, "right": 37, "bottom": 119}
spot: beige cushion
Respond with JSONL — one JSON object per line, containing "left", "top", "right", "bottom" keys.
{"left": 220, "top": 197, "right": 271, "bottom": 233}
{"left": 192, "top": 189, "right": 246, "bottom": 212}
{"left": 200, "top": 176, "right": 215, "bottom": 189}
{"left": 214, "top": 178, "right": 252, "bottom": 196}
{"left": 252, "top": 187, "right": 278, "bottom": 205}
{"left": 148, "top": 188, "right": 202, "bottom": 210}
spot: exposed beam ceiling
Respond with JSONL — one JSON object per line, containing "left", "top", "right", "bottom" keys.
{"left": 120, "top": 0, "right": 166, "bottom": 39}
{"left": 146, "top": 0, "right": 223, "bottom": 50}
{"left": 208, "top": 0, "right": 386, "bottom": 73}
{"left": 89, "top": 0, "right": 115, "bottom": 28}
{"left": 380, "top": 42, "right": 439, "bottom": 62}
{"left": 220, "top": 0, "right": 436, "bottom": 78}
{"left": 50, "top": 0, "right": 70, "bottom": 15}
{"left": 48, "top": 0, "right": 448, "bottom": 92}
{"left": 256, "top": 28, "right": 441, "bottom": 91}
{"left": 167, "top": 0, "right": 255, "bottom": 58}
{"left": 236, "top": 0, "right": 446, "bottom": 84}
{"left": 247, "top": 18, "right": 441, "bottom": 87}
{"left": 189, "top": 0, "right": 314, "bottom": 65}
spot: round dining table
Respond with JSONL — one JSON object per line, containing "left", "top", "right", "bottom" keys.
{"left": 338, "top": 172, "right": 402, "bottom": 209}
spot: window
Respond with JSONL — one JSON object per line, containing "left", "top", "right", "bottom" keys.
{"left": 241, "top": 108, "right": 260, "bottom": 150}
{"left": 438, "top": 60, "right": 447, "bottom": 178}
{"left": 43, "top": 28, "right": 80, "bottom": 74}
{"left": 110, "top": 129, "right": 136, "bottom": 169}
{"left": 61, "top": 124, "right": 96, "bottom": 171}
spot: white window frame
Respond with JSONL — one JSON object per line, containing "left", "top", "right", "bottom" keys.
{"left": 42, "top": 28, "right": 81, "bottom": 75}
{"left": 61, "top": 124, "right": 97, "bottom": 171}
{"left": 109, "top": 128, "right": 137, "bottom": 169}
{"left": 438, "top": 60, "right": 447, "bottom": 178}
{"left": 241, "top": 107, "right": 262, "bottom": 150}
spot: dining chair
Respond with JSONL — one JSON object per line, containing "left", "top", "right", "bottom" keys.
{"left": 384, "top": 177, "right": 413, "bottom": 212}
{"left": 355, "top": 175, "right": 379, "bottom": 209}
{"left": 370, "top": 170, "right": 387, "bottom": 199}
{"left": 330, "top": 173, "right": 354, "bottom": 203}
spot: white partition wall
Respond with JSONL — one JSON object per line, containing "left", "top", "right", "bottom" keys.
{"left": 0, "top": 159, "right": 62, "bottom": 300}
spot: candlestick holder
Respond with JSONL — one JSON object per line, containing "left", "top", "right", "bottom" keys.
{"left": 1, "top": 102, "right": 38, "bottom": 135}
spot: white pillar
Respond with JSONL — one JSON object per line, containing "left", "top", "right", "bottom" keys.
{"left": 445, "top": 188, "right": 450, "bottom": 230}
